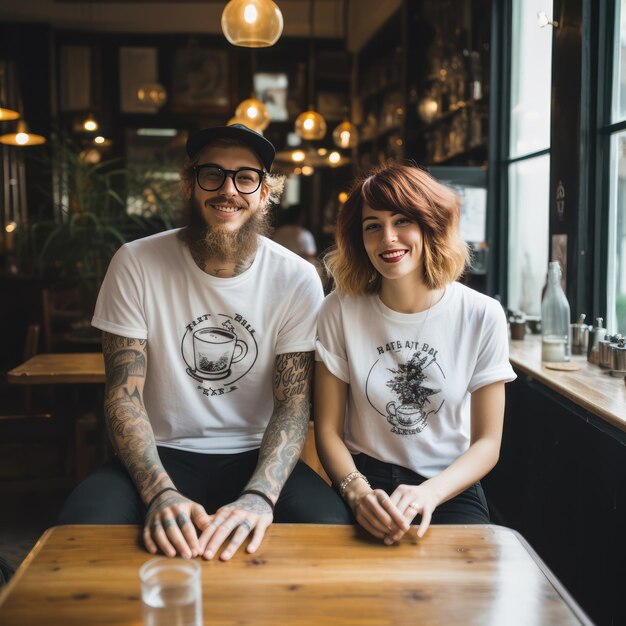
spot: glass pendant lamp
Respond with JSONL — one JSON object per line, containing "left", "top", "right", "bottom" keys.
{"left": 332, "top": 119, "right": 358, "bottom": 149}
{"left": 0, "top": 120, "right": 46, "bottom": 146}
{"left": 0, "top": 105, "right": 19, "bottom": 121}
{"left": 231, "top": 50, "right": 270, "bottom": 132}
{"left": 234, "top": 96, "right": 270, "bottom": 132}
{"left": 83, "top": 113, "right": 99, "bottom": 132}
{"left": 222, "top": 0, "right": 284, "bottom": 48}
{"left": 295, "top": 0, "right": 326, "bottom": 141}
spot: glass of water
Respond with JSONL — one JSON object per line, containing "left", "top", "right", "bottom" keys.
{"left": 139, "top": 558, "right": 202, "bottom": 626}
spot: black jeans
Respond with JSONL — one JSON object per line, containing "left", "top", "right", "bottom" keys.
{"left": 353, "top": 453, "right": 490, "bottom": 524}
{"left": 58, "top": 447, "right": 352, "bottom": 525}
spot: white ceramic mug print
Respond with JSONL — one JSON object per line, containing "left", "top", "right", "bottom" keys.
{"left": 192, "top": 327, "right": 248, "bottom": 380}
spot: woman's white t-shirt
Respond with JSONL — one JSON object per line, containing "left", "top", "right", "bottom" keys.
{"left": 315, "top": 282, "right": 516, "bottom": 477}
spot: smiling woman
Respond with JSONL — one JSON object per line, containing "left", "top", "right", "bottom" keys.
{"left": 315, "top": 161, "right": 516, "bottom": 545}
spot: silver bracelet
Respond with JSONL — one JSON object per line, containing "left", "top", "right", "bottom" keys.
{"left": 338, "top": 471, "right": 370, "bottom": 498}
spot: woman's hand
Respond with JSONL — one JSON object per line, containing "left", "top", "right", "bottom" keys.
{"left": 386, "top": 482, "right": 442, "bottom": 542}
{"left": 345, "top": 483, "right": 410, "bottom": 541}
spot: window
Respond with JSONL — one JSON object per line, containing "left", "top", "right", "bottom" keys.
{"left": 506, "top": 0, "right": 553, "bottom": 316}
{"left": 605, "top": 0, "right": 626, "bottom": 333}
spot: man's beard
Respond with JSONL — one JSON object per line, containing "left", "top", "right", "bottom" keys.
{"left": 180, "top": 194, "right": 271, "bottom": 264}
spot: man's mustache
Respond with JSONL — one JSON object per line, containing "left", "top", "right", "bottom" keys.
{"left": 203, "top": 195, "right": 245, "bottom": 209}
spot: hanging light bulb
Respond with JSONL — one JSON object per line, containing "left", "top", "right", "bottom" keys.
{"left": 328, "top": 151, "right": 342, "bottom": 166}
{"left": 234, "top": 96, "right": 270, "bottom": 131}
{"left": 83, "top": 113, "right": 99, "bottom": 132}
{"left": 0, "top": 106, "right": 19, "bottom": 121}
{"left": 417, "top": 96, "right": 439, "bottom": 123}
{"left": 291, "top": 149, "right": 306, "bottom": 163}
{"left": 332, "top": 119, "right": 358, "bottom": 149}
{"left": 137, "top": 83, "right": 168, "bottom": 108}
{"left": 0, "top": 120, "right": 46, "bottom": 146}
{"left": 295, "top": 110, "right": 327, "bottom": 141}
{"left": 295, "top": 0, "right": 327, "bottom": 140}
{"left": 222, "top": 0, "right": 284, "bottom": 48}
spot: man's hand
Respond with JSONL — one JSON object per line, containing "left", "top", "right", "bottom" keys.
{"left": 143, "top": 490, "right": 212, "bottom": 559}
{"left": 199, "top": 493, "right": 274, "bottom": 561}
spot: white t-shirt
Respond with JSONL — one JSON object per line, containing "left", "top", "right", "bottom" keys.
{"left": 315, "top": 282, "right": 516, "bottom": 477}
{"left": 92, "top": 229, "right": 324, "bottom": 454}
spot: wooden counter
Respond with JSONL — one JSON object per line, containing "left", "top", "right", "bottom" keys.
{"left": 508, "top": 334, "right": 626, "bottom": 433}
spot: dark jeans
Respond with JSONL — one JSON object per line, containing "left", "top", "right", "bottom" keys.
{"left": 58, "top": 447, "right": 352, "bottom": 525}
{"left": 353, "top": 453, "right": 490, "bottom": 524}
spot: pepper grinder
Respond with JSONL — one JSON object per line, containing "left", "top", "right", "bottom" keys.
{"left": 587, "top": 317, "right": 606, "bottom": 365}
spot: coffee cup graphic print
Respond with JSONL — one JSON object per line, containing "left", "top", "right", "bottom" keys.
{"left": 193, "top": 327, "right": 248, "bottom": 380}
{"left": 182, "top": 313, "right": 257, "bottom": 386}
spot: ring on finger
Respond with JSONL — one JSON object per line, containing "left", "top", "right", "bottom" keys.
{"left": 176, "top": 512, "right": 188, "bottom": 527}
{"left": 151, "top": 520, "right": 162, "bottom": 531}
{"left": 163, "top": 518, "right": 176, "bottom": 530}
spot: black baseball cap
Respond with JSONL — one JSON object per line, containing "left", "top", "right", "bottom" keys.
{"left": 186, "top": 124, "right": 276, "bottom": 171}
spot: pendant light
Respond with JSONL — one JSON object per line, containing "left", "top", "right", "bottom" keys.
{"left": 231, "top": 50, "right": 270, "bottom": 132}
{"left": 295, "top": 0, "right": 326, "bottom": 141}
{"left": 222, "top": 0, "right": 284, "bottom": 48}
{"left": 332, "top": 119, "right": 358, "bottom": 149}
{"left": 0, "top": 106, "right": 19, "bottom": 121}
{"left": 83, "top": 113, "right": 99, "bottom": 132}
{"left": 234, "top": 97, "right": 270, "bottom": 132}
{"left": 0, "top": 120, "right": 46, "bottom": 146}
{"left": 0, "top": 64, "right": 20, "bottom": 121}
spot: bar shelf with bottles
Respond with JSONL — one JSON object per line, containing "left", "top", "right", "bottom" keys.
{"left": 404, "top": 0, "right": 490, "bottom": 167}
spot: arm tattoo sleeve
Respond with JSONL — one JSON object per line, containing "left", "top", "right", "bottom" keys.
{"left": 102, "top": 332, "right": 172, "bottom": 503}
{"left": 245, "top": 351, "right": 313, "bottom": 499}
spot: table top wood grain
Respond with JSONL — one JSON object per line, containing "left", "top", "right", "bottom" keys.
{"left": 508, "top": 334, "right": 626, "bottom": 433}
{"left": 0, "top": 524, "right": 590, "bottom": 625}
{"left": 6, "top": 353, "right": 105, "bottom": 385}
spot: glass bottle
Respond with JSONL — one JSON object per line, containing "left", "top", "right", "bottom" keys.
{"left": 541, "top": 261, "right": 571, "bottom": 362}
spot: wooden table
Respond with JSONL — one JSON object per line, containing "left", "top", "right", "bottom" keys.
{"left": 7, "top": 353, "right": 107, "bottom": 471}
{"left": 0, "top": 524, "right": 591, "bottom": 625}
{"left": 7, "top": 353, "right": 105, "bottom": 385}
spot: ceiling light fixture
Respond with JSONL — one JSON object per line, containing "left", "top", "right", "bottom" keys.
{"left": 222, "top": 0, "right": 284, "bottom": 48}
{"left": 231, "top": 49, "right": 270, "bottom": 132}
{"left": 295, "top": 0, "right": 327, "bottom": 141}
{"left": 332, "top": 119, "right": 358, "bottom": 149}
{"left": 83, "top": 113, "right": 98, "bottom": 132}
{"left": 0, "top": 106, "right": 19, "bottom": 121}
{"left": 0, "top": 120, "right": 46, "bottom": 146}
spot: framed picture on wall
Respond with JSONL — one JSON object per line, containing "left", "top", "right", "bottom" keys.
{"left": 119, "top": 47, "right": 160, "bottom": 114}
{"left": 170, "top": 40, "right": 232, "bottom": 113}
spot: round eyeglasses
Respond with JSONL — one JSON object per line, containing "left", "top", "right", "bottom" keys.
{"left": 193, "top": 164, "right": 265, "bottom": 194}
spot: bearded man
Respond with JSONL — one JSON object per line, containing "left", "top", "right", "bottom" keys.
{"left": 58, "top": 125, "right": 351, "bottom": 560}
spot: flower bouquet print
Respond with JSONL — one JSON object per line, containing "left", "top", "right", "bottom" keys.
{"left": 365, "top": 345, "right": 444, "bottom": 436}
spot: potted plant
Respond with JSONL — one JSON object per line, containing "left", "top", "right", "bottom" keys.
{"left": 22, "top": 137, "right": 180, "bottom": 317}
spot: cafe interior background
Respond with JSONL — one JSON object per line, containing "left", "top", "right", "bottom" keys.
{"left": 0, "top": 0, "right": 624, "bottom": 624}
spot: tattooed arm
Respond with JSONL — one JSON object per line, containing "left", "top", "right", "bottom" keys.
{"left": 200, "top": 351, "right": 313, "bottom": 561}
{"left": 102, "top": 331, "right": 211, "bottom": 559}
